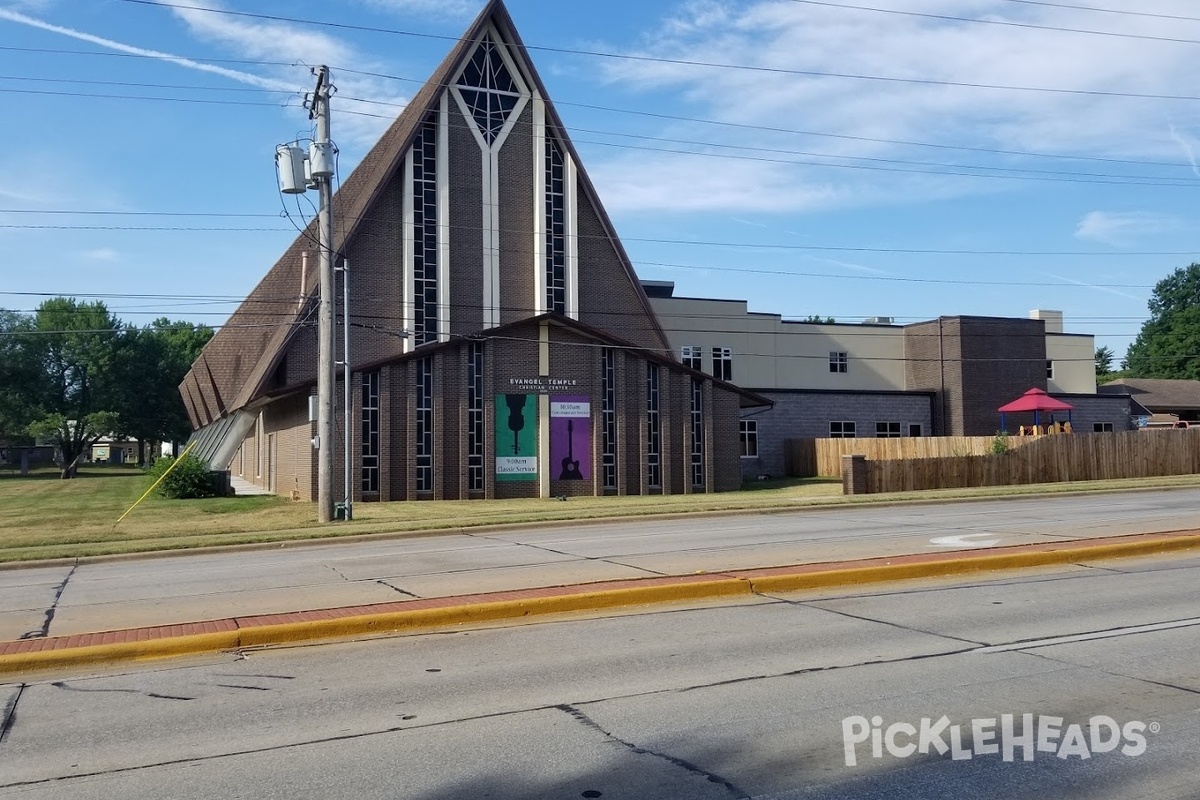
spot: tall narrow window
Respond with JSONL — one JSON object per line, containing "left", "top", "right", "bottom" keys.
{"left": 681, "top": 345, "right": 702, "bottom": 371}
{"left": 416, "top": 357, "right": 434, "bottom": 492}
{"left": 545, "top": 136, "right": 567, "bottom": 314}
{"left": 602, "top": 347, "right": 618, "bottom": 490}
{"left": 712, "top": 347, "right": 732, "bottom": 382}
{"left": 1047, "top": 360, "right": 1055, "bottom": 380}
{"left": 690, "top": 379, "right": 705, "bottom": 488}
{"left": 740, "top": 420, "right": 758, "bottom": 458}
{"left": 413, "top": 115, "right": 439, "bottom": 346}
{"left": 467, "top": 343, "right": 484, "bottom": 492}
{"left": 361, "top": 371, "right": 380, "bottom": 494}
{"left": 646, "top": 363, "right": 661, "bottom": 488}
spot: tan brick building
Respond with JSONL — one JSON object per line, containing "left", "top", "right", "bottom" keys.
{"left": 179, "top": 0, "right": 767, "bottom": 502}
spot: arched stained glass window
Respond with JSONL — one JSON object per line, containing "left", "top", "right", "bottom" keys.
{"left": 456, "top": 34, "right": 523, "bottom": 146}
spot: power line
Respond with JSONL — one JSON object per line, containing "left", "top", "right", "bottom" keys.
{"left": 0, "top": 73, "right": 302, "bottom": 95}
{"left": 7, "top": 43, "right": 1196, "bottom": 171}
{"left": 3, "top": 214, "right": 1198, "bottom": 258}
{"left": 115, "top": 0, "right": 1200, "bottom": 96}
{"left": 997, "top": 0, "right": 1200, "bottom": 23}
{"left": 785, "top": 0, "right": 1200, "bottom": 47}
{"left": 3, "top": 82, "right": 1195, "bottom": 184}
{"left": 0, "top": 43, "right": 298, "bottom": 68}
{"left": 0, "top": 86, "right": 297, "bottom": 108}
{"left": 4, "top": 81, "right": 1196, "bottom": 183}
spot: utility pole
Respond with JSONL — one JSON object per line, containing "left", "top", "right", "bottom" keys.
{"left": 311, "top": 66, "right": 336, "bottom": 523}
{"left": 339, "top": 259, "right": 353, "bottom": 521}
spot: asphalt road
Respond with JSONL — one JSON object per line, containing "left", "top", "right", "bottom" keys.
{"left": 1, "top": 550, "right": 1198, "bottom": 799}
{"left": 3, "top": 487, "right": 1200, "bottom": 640}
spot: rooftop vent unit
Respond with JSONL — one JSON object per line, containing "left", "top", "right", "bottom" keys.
{"left": 861, "top": 316, "right": 894, "bottom": 325}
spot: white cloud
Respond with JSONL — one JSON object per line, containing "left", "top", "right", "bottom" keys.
{"left": 80, "top": 248, "right": 121, "bottom": 264}
{"left": 163, "top": 1, "right": 352, "bottom": 65}
{"left": 583, "top": 0, "right": 1200, "bottom": 214}
{"left": 591, "top": 151, "right": 849, "bottom": 213}
{"left": 1074, "top": 211, "right": 1180, "bottom": 246}
{"left": 1168, "top": 125, "right": 1200, "bottom": 178}
{"left": 353, "top": 0, "right": 477, "bottom": 18}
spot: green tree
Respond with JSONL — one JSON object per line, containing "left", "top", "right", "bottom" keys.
{"left": 112, "top": 318, "right": 213, "bottom": 463}
{"left": 22, "top": 298, "right": 127, "bottom": 478}
{"left": 1125, "top": 263, "right": 1200, "bottom": 379}
{"left": 803, "top": 315, "right": 836, "bottom": 324}
{"left": 1094, "top": 345, "right": 1115, "bottom": 380}
{"left": 0, "top": 310, "right": 39, "bottom": 444}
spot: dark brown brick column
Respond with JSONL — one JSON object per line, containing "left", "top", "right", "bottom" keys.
{"left": 842, "top": 454, "right": 868, "bottom": 495}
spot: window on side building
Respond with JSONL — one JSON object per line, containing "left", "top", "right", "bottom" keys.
{"left": 829, "top": 351, "right": 848, "bottom": 373}
{"left": 740, "top": 420, "right": 758, "bottom": 457}
{"left": 876, "top": 421, "right": 901, "bottom": 438}
{"left": 830, "top": 421, "right": 856, "bottom": 438}
{"left": 712, "top": 347, "right": 732, "bottom": 382}
{"left": 681, "top": 345, "right": 702, "bottom": 371}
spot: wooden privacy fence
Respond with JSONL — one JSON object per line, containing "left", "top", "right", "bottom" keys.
{"left": 785, "top": 435, "right": 1035, "bottom": 478}
{"left": 845, "top": 429, "right": 1200, "bottom": 494}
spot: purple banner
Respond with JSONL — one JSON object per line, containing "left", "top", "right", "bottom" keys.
{"left": 550, "top": 396, "right": 591, "bottom": 481}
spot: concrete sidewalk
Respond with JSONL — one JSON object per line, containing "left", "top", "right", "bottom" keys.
{"left": 2, "top": 526, "right": 1199, "bottom": 676}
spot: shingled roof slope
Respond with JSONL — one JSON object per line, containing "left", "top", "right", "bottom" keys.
{"left": 1098, "top": 378, "right": 1200, "bottom": 411}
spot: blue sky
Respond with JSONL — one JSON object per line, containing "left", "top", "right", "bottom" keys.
{"left": 4, "top": 0, "right": 1200, "bottom": 361}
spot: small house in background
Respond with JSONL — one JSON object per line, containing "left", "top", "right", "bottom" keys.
{"left": 0, "top": 443, "right": 56, "bottom": 474}
{"left": 88, "top": 437, "right": 138, "bottom": 465}
{"left": 1098, "top": 379, "right": 1200, "bottom": 425}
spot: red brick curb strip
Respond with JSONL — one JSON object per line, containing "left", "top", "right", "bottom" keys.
{"left": 1, "top": 530, "right": 1198, "bottom": 675}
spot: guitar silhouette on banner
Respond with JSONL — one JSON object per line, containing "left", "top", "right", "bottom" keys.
{"left": 559, "top": 418, "right": 584, "bottom": 480}
{"left": 504, "top": 394, "right": 527, "bottom": 455}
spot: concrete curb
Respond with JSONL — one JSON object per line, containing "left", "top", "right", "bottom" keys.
{"left": 2, "top": 530, "right": 1198, "bottom": 676}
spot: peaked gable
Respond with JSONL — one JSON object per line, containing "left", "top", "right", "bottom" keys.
{"left": 183, "top": 0, "right": 671, "bottom": 423}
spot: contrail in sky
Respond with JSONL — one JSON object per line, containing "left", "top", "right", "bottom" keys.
{"left": 0, "top": 7, "right": 297, "bottom": 91}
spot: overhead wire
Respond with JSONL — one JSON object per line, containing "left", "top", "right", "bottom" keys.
{"left": 6, "top": 46, "right": 1198, "bottom": 171}
{"left": 996, "top": 0, "right": 1200, "bottom": 23}
{"left": 783, "top": 0, "right": 1200, "bottom": 47}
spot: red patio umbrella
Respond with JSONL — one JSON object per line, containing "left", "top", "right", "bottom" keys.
{"left": 998, "top": 388, "right": 1073, "bottom": 431}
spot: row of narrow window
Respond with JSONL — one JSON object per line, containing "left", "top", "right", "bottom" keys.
{"left": 684, "top": 346, "right": 859, "bottom": 380}
{"left": 682, "top": 346, "right": 731, "bottom": 382}
{"left": 360, "top": 348, "right": 705, "bottom": 496}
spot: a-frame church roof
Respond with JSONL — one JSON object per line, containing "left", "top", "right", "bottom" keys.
{"left": 181, "top": 0, "right": 671, "bottom": 429}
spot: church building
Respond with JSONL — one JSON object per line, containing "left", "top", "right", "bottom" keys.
{"left": 180, "top": 0, "right": 768, "bottom": 502}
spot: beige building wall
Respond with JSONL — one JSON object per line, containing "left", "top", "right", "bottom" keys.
{"left": 649, "top": 296, "right": 906, "bottom": 391}
{"left": 1046, "top": 333, "right": 1096, "bottom": 394}
{"left": 652, "top": 294, "right": 1099, "bottom": 400}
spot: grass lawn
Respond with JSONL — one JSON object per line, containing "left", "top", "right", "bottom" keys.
{"left": 2, "top": 465, "right": 1200, "bottom": 562}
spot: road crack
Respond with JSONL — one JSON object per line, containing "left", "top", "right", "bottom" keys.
{"left": 51, "top": 681, "right": 193, "bottom": 701}
{"left": 776, "top": 597, "right": 987, "bottom": 647}
{"left": 377, "top": 580, "right": 420, "bottom": 598}
{"left": 20, "top": 563, "right": 77, "bottom": 640}
{"left": 556, "top": 704, "right": 749, "bottom": 798}
{"left": 0, "top": 684, "right": 25, "bottom": 748}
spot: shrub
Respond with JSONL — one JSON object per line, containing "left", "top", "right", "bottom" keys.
{"left": 991, "top": 432, "right": 1011, "bottom": 455}
{"left": 147, "top": 454, "right": 215, "bottom": 499}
